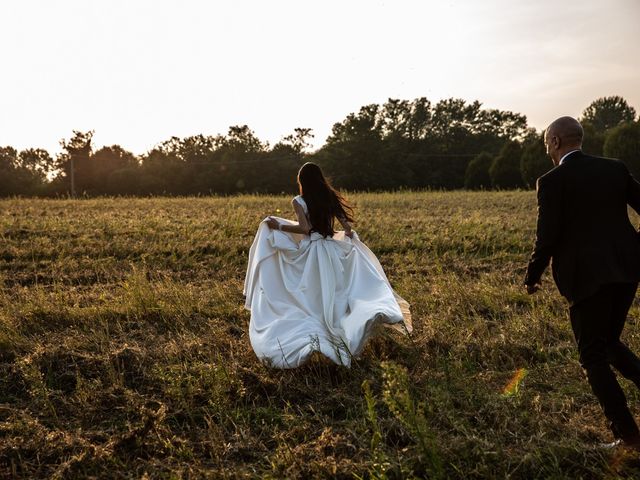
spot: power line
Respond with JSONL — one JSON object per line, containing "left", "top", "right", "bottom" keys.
{"left": 172, "top": 152, "right": 483, "bottom": 166}
{"left": 406, "top": 152, "right": 480, "bottom": 158}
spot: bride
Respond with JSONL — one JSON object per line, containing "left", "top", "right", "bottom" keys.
{"left": 244, "top": 162, "right": 411, "bottom": 368}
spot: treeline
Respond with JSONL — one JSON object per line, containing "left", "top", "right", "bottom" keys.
{"left": 1, "top": 96, "right": 638, "bottom": 196}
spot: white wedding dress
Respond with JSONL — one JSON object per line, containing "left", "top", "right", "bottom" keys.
{"left": 244, "top": 195, "right": 412, "bottom": 368}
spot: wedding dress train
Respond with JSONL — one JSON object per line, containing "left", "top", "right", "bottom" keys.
{"left": 244, "top": 196, "right": 411, "bottom": 368}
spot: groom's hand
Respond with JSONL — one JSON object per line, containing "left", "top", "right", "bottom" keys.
{"left": 526, "top": 283, "right": 541, "bottom": 295}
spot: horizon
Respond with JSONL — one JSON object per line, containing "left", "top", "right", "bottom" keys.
{"left": 1, "top": 0, "right": 639, "bottom": 156}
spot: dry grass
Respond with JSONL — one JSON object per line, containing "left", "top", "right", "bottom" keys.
{"left": 2, "top": 192, "right": 640, "bottom": 478}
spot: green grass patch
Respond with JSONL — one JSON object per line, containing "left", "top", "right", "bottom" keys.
{"left": 1, "top": 192, "right": 639, "bottom": 478}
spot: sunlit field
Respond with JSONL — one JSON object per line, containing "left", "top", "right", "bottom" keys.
{"left": 2, "top": 192, "right": 640, "bottom": 478}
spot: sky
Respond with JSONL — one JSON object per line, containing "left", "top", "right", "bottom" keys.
{"left": 1, "top": 0, "right": 639, "bottom": 156}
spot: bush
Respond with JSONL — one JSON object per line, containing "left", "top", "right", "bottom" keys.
{"left": 490, "top": 141, "right": 524, "bottom": 189}
{"left": 520, "top": 135, "right": 551, "bottom": 188}
{"left": 581, "top": 122, "right": 606, "bottom": 156}
{"left": 603, "top": 122, "right": 640, "bottom": 178}
{"left": 464, "top": 152, "right": 493, "bottom": 189}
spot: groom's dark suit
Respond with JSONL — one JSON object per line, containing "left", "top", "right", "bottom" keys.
{"left": 525, "top": 150, "right": 640, "bottom": 439}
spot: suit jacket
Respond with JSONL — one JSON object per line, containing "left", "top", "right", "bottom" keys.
{"left": 524, "top": 151, "right": 640, "bottom": 305}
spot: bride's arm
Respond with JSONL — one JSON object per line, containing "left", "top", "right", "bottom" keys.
{"left": 337, "top": 215, "right": 353, "bottom": 238}
{"left": 266, "top": 200, "right": 312, "bottom": 235}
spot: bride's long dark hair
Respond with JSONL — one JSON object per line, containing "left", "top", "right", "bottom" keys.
{"left": 298, "top": 162, "right": 354, "bottom": 238}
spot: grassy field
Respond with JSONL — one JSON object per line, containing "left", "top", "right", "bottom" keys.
{"left": 2, "top": 192, "right": 640, "bottom": 479}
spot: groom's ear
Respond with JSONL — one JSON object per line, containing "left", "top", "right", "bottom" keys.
{"left": 548, "top": 134, "right": 560, "bottom": 151}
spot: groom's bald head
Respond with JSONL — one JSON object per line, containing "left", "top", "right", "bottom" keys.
{"left": 546, "top": 117, "right": 584, "bottom": 145}
{"left": 544, "top": 116, "right": 584, "bottom": 165}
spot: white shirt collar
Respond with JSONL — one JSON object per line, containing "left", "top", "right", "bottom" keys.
{"left": 559, "top": 150, "right": 580, "bottom": 165}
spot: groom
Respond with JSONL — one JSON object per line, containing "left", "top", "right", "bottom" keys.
{"left": 525, "top": 116, "right": 640, "bottom": 448}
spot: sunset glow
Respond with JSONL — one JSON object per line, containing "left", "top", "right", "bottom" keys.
{"left": 1, "top": 0, "right": 638, "bottom": 155}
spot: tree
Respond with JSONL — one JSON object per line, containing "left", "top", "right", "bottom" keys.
{"left": 224, "top": 125, "right": 266, "bottom": 154}
{"left": 490, "top": 141, "right": 524, "bottom": 189}
{"left": 106, "top": 167, "right": 141, "bottom": 195}
{"left": 429, "top": 99, "right": 528, "bottom": 145}
{"left": 255, "top": 128, "right": 315, "bottom": 194}
{"left": 581, "top": 96, "right": 636, "bottom": 132}
{"left": 464, "top": 152, "right": 493, "bottom": 189}
{"left": 0, "top": 146, "right": 18, "bottom": 170}
{"left": 317, "top": 97, "right": 529, "bottom": 190}
{"left": 520, "top": 133, "right": 551, "bottom": 188}
{"left": 318, "top": 104, "right": 389, "bottom": 190}
{"left": 474, "top": 108, "right": 529, "bottom": 140}
{"left": 0, "top": 146, "right": 51, "bottom": 196}
{"left": 218, "top": 125, "right": 268, "bottom": 193}
{"left": 17, "top": 148, "right": 55, "bottom": 180}
{"left": 57, "top": 130, "right": 94, "bottom": 195}
{"left": 0, "top": 146, "right": 20, "bottom": 196}
{"left": 91, "top": 145, "right": 139, "bottom": 194}
{"left": 157, "top": 134, "right": 219, "bottom": 164}
{"left": 139, "top": 148, "right": 187, "bottom": 195}
{"left": 581, "top": 122, "right": 605, "bottom": 156}
{"left": 280, "top": 128, "right": 314, "bottom": 154}
{"left": 26, "top": 95, "right": 551, "bottom": 193}
{"left": 603, "top": 121, "right": 640, "bottom": 178}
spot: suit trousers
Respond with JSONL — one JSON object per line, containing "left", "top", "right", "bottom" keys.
{"left": 569, "top": 282, "right": 640, "bottom": 439}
